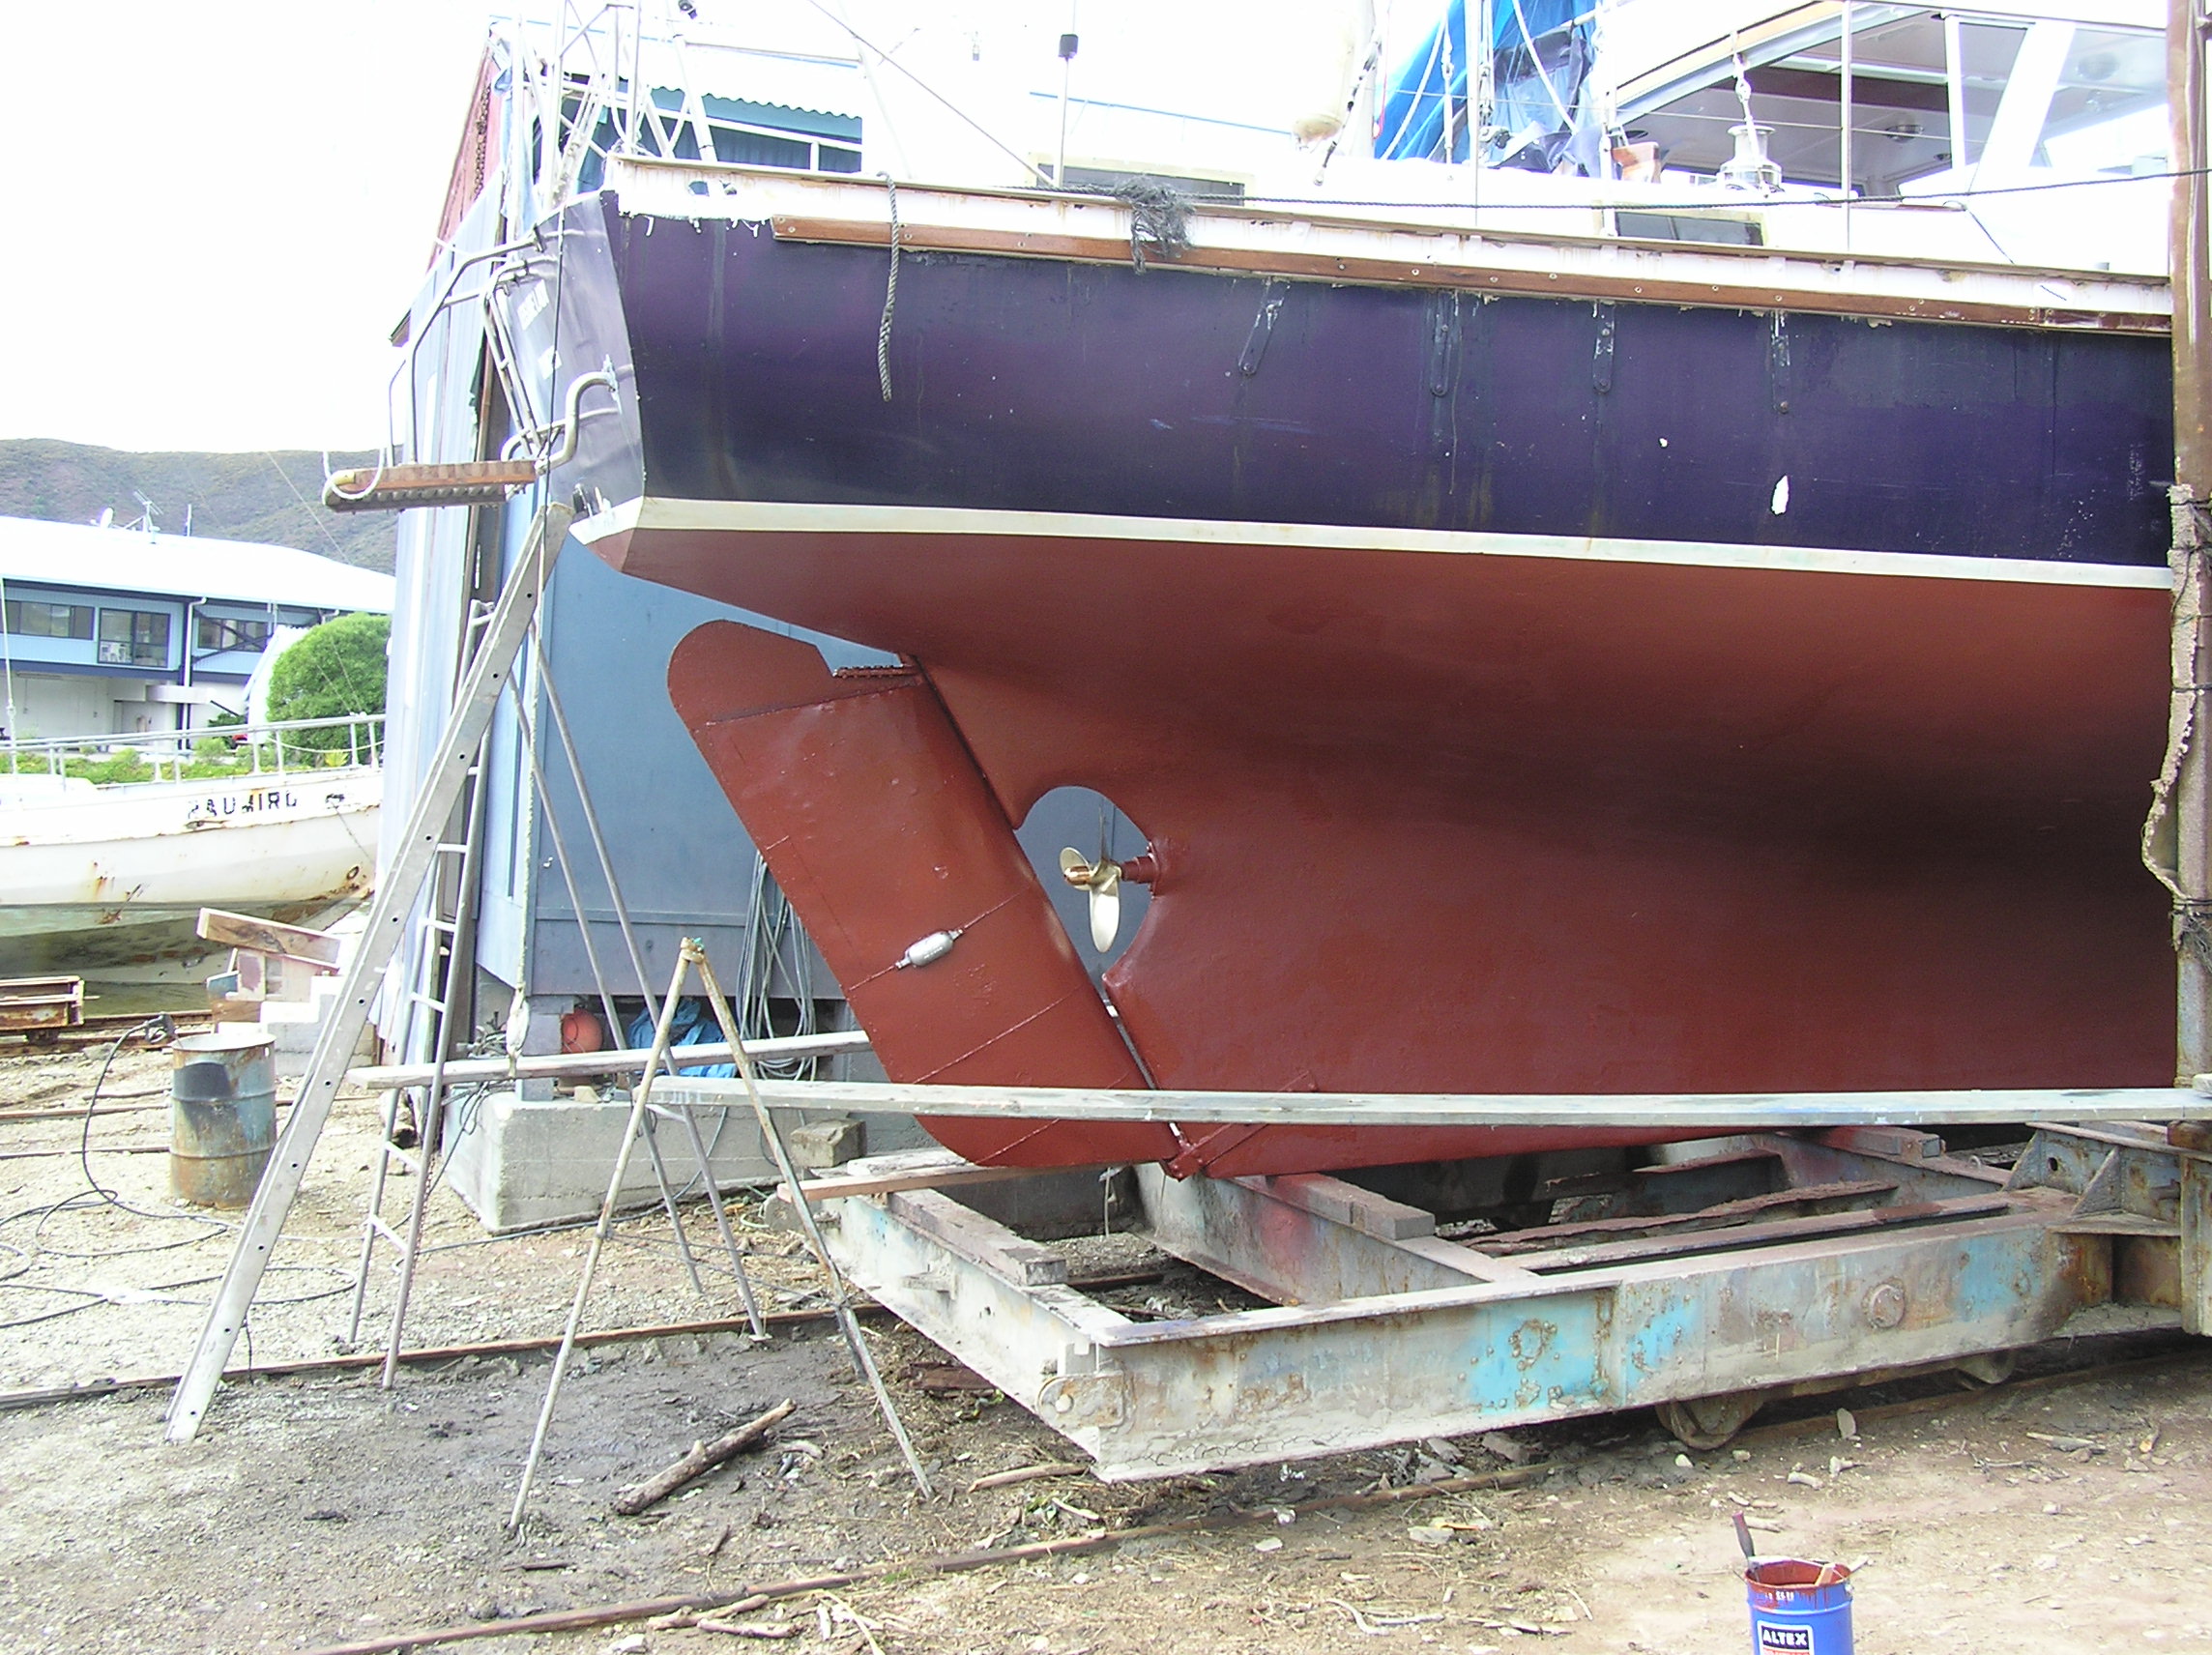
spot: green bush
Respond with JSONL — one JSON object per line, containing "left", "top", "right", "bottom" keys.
{"left": 78, "top": 751, "right": 153, "bottom": 785}
{"left": 266, "top": 612, "right": 390, "bottom": 754}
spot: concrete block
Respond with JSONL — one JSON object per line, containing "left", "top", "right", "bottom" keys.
{"left": 441, "top": 1089, "right": 932, "bottom": 1233}
{"left": 255, "top": 976, "right": 371, "bottom": 1079}
{"left": 787, "top": 1117, "right": 861, "bottom": 1171}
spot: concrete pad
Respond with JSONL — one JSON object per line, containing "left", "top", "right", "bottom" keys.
{"left": 440, "top": 1089, "right": 932, "bottom": 1233}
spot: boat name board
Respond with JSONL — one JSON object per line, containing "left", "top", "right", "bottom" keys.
{"left": 183, "top": 784, "right": 359, "bottom": 826}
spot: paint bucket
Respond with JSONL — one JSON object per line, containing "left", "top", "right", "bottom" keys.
{"left": 1744, "top": 1559, "right": 1853, "bottom": 1654}
{"left": 169, "top": 1028, "right": 277, "bottom": 1208}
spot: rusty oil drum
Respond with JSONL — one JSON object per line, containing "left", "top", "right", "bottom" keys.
{"left": 169, "top": 1028, "right": 277, "bottom": 1207}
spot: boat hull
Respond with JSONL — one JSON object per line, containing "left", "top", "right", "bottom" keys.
{"left": 542, "top": 185, "right": 2179, "bottom": 1176}
{"left": 0, "top": 772, "right": 379, "bottom": 974}
{"left": 617, "top": 504, "right": 2174, "bottom": 1176}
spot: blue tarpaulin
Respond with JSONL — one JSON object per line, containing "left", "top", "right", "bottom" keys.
{"left": 1375, "top": 1, "right": 1598, "bottom": 172}
{"left": 625, "top": 1001, "right": 738, "bottom": 1078}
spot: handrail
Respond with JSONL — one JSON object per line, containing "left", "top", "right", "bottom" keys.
{"left": 0, "top": 713, "right": 386, "bottom": 785}
{"left": 500, "top": 365, "right": 620, "bottom": 470}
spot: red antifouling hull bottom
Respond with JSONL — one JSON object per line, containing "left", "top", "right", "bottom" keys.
{"left": 643, "top": 509, "right": 2176, "bottom": 1178}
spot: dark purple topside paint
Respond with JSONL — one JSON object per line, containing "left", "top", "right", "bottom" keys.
{"left": 597, "top": 196, "right": 2173, "bottom": 566}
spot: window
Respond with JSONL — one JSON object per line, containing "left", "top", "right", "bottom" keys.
{"left": 98, "top": 607, "right": 171, "bottom": 667}
{"left": 1624, "top": 10, "right": 2027, "bottom": 191}
{"left": 2035, "top": 27, "right": 2167, "bottom": 175}
{"left": 4, "top": 598, "right": 93, "bottom": 640}
{"left": 572, "top": 90, "right": 864, "bottom": 190}
{"left": 196, "top": 615, "right": 272, "bottom": 653}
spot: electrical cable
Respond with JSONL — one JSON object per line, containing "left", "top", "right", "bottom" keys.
{"left": 0, "top": 1020, "right": 352, "bottom": 1329}
{"left": 0, "top": 1264, "right": 354, "bottom": 1333}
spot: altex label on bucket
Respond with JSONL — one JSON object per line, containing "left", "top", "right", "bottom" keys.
{"left": 1744, "top": 1558, "right": 1853, "bottom": 1655}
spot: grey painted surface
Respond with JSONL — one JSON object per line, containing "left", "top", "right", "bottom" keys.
{"left": 523, "top": 537, "right": 912, "bottom": 1002}
{"left": 525, "top": 544, "right": 790, "bottom": 1000}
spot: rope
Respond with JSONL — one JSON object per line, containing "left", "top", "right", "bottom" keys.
{"left": 1112, "top": 178, "right": 1192, "bottom": 273}
{"left": 2177, "top": 897, "right": 2212, "bottom": 969}
{"left": 877, "top": 173, "right": 901, "bottom": 402}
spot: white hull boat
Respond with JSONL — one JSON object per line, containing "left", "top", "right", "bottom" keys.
{"left": 0, "top": 758, "right": 380, "bottom": 976}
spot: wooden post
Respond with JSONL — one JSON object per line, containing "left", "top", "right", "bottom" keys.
{"left": 2171, "top": 0, "right": 2212, "bottom": 1079}
{"left": 2181, "top": 1149, "right": 2212, "bottom": 1335}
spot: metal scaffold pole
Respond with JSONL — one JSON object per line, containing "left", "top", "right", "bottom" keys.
{"left": 2164, "top": 0, "right": 2212, "bottom": 1342}
{"left": 2170, "top": 0, "right": 2212, "bottom": 1080}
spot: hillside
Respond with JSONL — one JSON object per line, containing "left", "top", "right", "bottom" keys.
{"left": 0, "top": 440, "right": 396, "bottom": 572}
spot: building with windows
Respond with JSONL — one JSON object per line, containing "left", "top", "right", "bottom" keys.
{"left": 0, "top": 515, "right": 393, "bottom": 742}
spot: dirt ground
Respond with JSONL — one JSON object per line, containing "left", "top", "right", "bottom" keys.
{"left": 2, "top": 1038, "right": 2209, "bottom": 1655}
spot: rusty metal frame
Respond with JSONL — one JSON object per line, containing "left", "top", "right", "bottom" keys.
{"left": 805, "top": 1127, "right": 2204, "bottom": 1480}
{"left": 0, "top": 975, "right": 83, "bottom": 1036}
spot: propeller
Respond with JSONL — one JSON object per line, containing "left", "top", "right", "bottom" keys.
{"left": 1059, "top": 846, "right": 1122, "bottom": 951}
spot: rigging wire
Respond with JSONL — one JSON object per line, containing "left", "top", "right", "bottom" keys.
{"left": 798, "top": 0, "right": 1053, "bottom": 187}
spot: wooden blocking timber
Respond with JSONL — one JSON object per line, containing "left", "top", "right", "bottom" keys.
{"left": 780, "top": 1147, "right": 1039, "bottom": 1203}
{"left": 883, "top": 1188, "right": 1068, "bottom": 1289}
{"left": 1237, "top": 1172, "right": 1436, "bottom": 1241}
{"left": 196, "top": 909, "right": 344, "bottom": 969}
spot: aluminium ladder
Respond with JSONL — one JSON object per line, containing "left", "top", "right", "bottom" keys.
{"left": 342, "top": 685, "right": 494, "bottom": 1383}
{"left": 166, "top": 503, "right": 573, "bottom": 1441}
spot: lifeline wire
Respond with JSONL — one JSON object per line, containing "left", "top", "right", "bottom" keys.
{"left": 1183, "top": 161, "right": 2212, "bottom": 217}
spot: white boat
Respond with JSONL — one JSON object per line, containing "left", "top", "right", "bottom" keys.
{"left": 0, "top": 718, "right": 382, "bottom": 975}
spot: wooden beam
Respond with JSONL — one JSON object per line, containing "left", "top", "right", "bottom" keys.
{"left": 2170, "top": 0, "right": 2212, "bottom": 1082}
{"left": 1481, "top": 1176, "right": 1900, "bottom": 1254}
{"left": 656, "top": 1078, "right": 2211, "bottom": 1130}
{"left": 196, "top": 909, "right": 343, "bottom": 969}
{"left": 883, "top": 1189, "right": 1068, "bottom": 1288}
{"left": 771, "top": 216, "right": 2167, "bottom": 334}
{"left": 779, "top": 1147, "right": 1062, "bottom": 1202}
{"left": 1238, "top": 1172, "right": 1436, "bottom": 1241}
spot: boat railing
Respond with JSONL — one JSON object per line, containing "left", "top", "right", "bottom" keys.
{"left": 0, "top": 714, "right": 386, "bottom": 786}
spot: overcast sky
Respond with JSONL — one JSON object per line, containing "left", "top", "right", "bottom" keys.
{"left": 5, "top": 1, "right": 491, "bottom": 454}
{"left": 1, "top": 1, "right": 1374, "bottom": 456}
